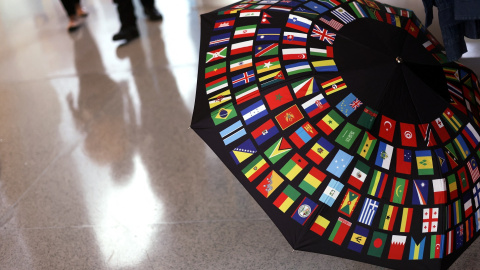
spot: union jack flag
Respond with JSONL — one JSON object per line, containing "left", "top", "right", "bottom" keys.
{"left": 350, "top": 98, "right": 363, "bottom": 109}
{"left": 311, "top": 25, "right": 336, "bottom": 45}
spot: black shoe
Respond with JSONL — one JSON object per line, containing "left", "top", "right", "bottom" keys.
{"left": 144, "top": 8, "right": 163, "bottom": 21}
{"left": 112, "top": 28, "right": 139, "bottom": 42}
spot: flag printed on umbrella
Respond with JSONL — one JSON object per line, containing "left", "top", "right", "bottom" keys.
{"left": 474, "top": 182, "right": 480, "bottom": 210}
{"left": 368, "top": 170, "right": 388, "bottom": 198}
{"left": 335, "top": 123, "right": 361, "bottom": 150}
{"left": 311, "top": 25, "right": 336, "bottom": 44}
{"left": 310, "top": 46, "right": 334, "bottom": 58}
{"left": 242, "top": 155, "right": 269, "bottom": 182}
{"left": 458, "top": 166, "right": 470, "bottom": 193}
{"left": 206, "top": 47, "right": 228, "bottom": 63}
{"left": 233, "top": 24, "right": 257, "bottom": 39}
{"left": 231, "top": 40, "right": 254, "bottom": 55}
{"left": 275, "top": 105, "right": 304, "bottom": 130}
{"left": 230, "top": 139, "right": 257, "bottom": 165}
{"left": 413, "top": 179, "right": 429, "bottom": 205}
{"left": 211, "top": 103, "right": 237, "bottom": 126}
{"left": 446, "top": 230, "right": 454, "bottom": 255}
{"left": 283, "top": 31, "right": 307, "bottom": 46}
{"left": 264, "top": 86, "right": 293, "bottom": 110}
{"left": 367, "top": 231, "right": 387, "bottom": 258}
{"left": 273, "top": 185, "right": 301, "bottom": 213}
{"left": 349, "top": 1, "right": 368, "bottom": 18}
{"left": 260, "top": 70, "right": 285, "bottom": 87}
{"left": 348, "top": 225, "right": 369, "bottom": 253}
{"left": 430, "top": 235, "right": 444, "bottom": 259}
{"left": 378, "top": 115, "right": 396, "bottom": 142}
{"left": 396, "top": 148, "right": 412, "bottom": 175}
{"left": 307, "top": 136, "right": 334, "bottom": 165}
{"left": 453, "top": 134, "right": 471, "bottom": 160}
{"left": 332, "top": 7, "right": 356, "bottom": 24}
{"left": 289, "top": 122, "right": 318, "bottom": 148}
{"left": 209, "top": 33, "right": 231, "bottom": 47}
{"left": 319, "top": 179, "right": 344, "bottom": 207}
{"left": 317, "top": 109, "right": 344, "bottom": 135}
{"left": 379, "top": 204, "right": 398, "bottom": 231}
{"left": 232, "top": 70, "right": 256, "bottom": 88}
{"left": 464, "top": 193, "right": 473, "bottom": 218}
{"left": 400, "top": 123, "right": 417, "bottom": 147}
{"left": 251, "top": 119, "right": 279, "bottom": 146}
{"left": 375, "top": 141, "right": 394, "bottom": 170}
{"left": 409, "top": 237, "right": 426, "bottom": 260}
{"left": 423, "top": 208, "right": 439, "bottom": 233}
{"left": 338, "top": 189, "right": 360, "bottom": 217}
{"left": 282, "top": 48, "right": 307, "bottom": 61}
{"left": 206, "top": 76, "right": 228, "bottom": 95}
{"left": 261, "top": 12, "right": 271, "bottom": 24}
{"left": 264, "top": 137, "right": 292, "bottom": 164}
{"left": 299, "top": 167, "right": 326, "bottom": 195}
{"left": 391, "top": 177, "right": 408, "bottom": 204}
{"left": 304, "top": 2, "right": 329, "bottom": 14}
{"left": 416, "top": 150, "right": 434, "bottom": 175}
{"left": 326, "top": 150, "right": 353, "bottom": 178}
{"left": 321, "top": 76, "right": 347, "bottom": 95}
{"left": 357, "top": 132, "right": 377, "bottom": 161}
{"left": 220, "top": 120, "right": 246, "bottom": 145}
{"left": 255, "top": 43, "right": 279, "bottom": 57}
{"left": 400, "top": 208, "right": 413, "bottom": 233}
{"left": 336, "top": 93, "right": 363, "bottom": 117}
{"left": 235, "top": 84, "right": 260, "bottom": 105}
{"left": 456, "top": 224, "right": 464, "bottom": 249}
{"left": 285, "top": 61, "right": 312, "bottom": 75}
{"left": 319, "top": 15, "right": 344, "bottom": 30}
{"left": 230, "top": 56, "right": 253, "bottom": 72}
{"left": 292, "top": 77, "right": 319, "bottom": 98}
{"left": 286, "top": 14, "right": 312, "bottom": 33}
{"left": 208, "top": 89, "right": 231, "bottom": 109}
{"left": 329, "top": 217, "right": 352, "bottom": 245}
{"left": 462, "top": 123, "right": 480, "bottom": 148}
{"left": 447, "top": 174, "right": 459, "bottom": 200}
{"left": 434, "top": 148, "right": 449, "bottom": 174}
{"left": 453, "top": 199, "right": 463, "bottom": 225}
{"left": 280, "top": 153, "right": 308, "bottom": 181}
{"left": 445, "top": 142, "right": 460, "bottom": 169}
{"left": 213, "top": 17, "right": 235, "bottom": 31}
{"left": 419, "top": 123, "right": 437, "bottom": 147}
{"left": 256, "top": 28, "right": 281, "bottom": 41}
{"left": 358, "top": 198, "right": 379, "bottom": 226}
{"left": 312, "top": 59, "right": 338, "bottom": 72}
{"left": 311, "top": 215, "right": 330, "bottom": 236}
{"left": 241, "top": 100, "right": 268, "bottom": 125}
{"left": 357, "top": 106, "right": 378, "bottom": 130}
{"left": 432, "top": 117, "right": 451, "bottom": 143}
{"left": 388, "top": 235, "right": 407, "bottom": 260}
{"left": 205, "top": 61, "right": 227, "bottom": 79}
{"left": 302, "top": 93, "right": 330, "bottom": 118}
{"left": 432, "top": 178, "right": 447, "bottom": 204}
{"left": 348, "top": 160, "right": 370, "bottom": 190}
{"left": 292, "top": 197, "right": 318, "bottom": 225}
{"left": 256, "top": 57, "right": 281, "bottom": 74}
{"left": 442, "top": 108, "right": 463, "bottom": 132}
{"left": 256, "top": 170, "right": 284, "bottom": 198}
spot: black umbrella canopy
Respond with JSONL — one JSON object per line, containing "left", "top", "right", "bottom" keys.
{"left": 191, "top": 0, "right": 480, "bottom": 269}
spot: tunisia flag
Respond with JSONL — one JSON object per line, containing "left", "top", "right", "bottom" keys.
{"left": 400, "top": 123, "right": 417, "bottom": 147}
{"left": 378, "top": 115, "right": 396, "bottom": 142}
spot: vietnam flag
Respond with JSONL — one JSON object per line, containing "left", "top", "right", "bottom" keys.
{"left": 378, "top": 115, "right": 396, "bottom": 142}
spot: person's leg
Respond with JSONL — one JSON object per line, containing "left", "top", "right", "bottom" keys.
{"left": 74, "top": 0, "right": 88, "bottom": 17}
{"left": 113, "top": 0, "right": 139, "bottom": 41}
{"left": 139, "top": 0, "right": 162, "bottom": 21}
{"left": 60, "top": 0, "right": 82, "bottom": 31}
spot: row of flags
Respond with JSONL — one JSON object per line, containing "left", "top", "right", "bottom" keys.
{"left": 203, "top": 0, "right": 480, "bottom": 263}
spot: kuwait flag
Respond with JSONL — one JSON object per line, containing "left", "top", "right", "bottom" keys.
{"left": 241, "top": 156, "right": 269, "bottom": 182}
{"left": 299, "top": 167, "right": 326, "bottom": 195}
{"left": 289, "top": 122, "right": 318, "bottom": 148}
{"left": 328, "top": 217, "right": 352, "bottom": 245}
{"left": 311, "top": 215, "right": 330, "bottom": 236}
{"left": 292, "top": 77, "right": 319, "bottom": 98}
{"left": 306, "top": 136, "right": 334, "bottom": 165}
{"left": 256, "top": 170, "right": 284, "bottom": 198}
{"left": 275, "top": 105, "right": 304, "bottom": 130}
{"left": 273, "top": 185, "right": 301, "bottom": 213}
{"left": 280, "top": 153, "right": 308, "bottom": 180}
{"left": 388, "top": 235, "right": 407, "bottom": 260}
{"left": 317, "top": 109, "right": 344, "bottom": 135}
{"left": 264, "top": 137, "right": 292, "bottom": 164}
{"left": 348, "top": 160, "right": 370, "bottom": 190}
{"left": 292, "top": 197, "right": 318, "bottom": 225}
{"left": 302, "top": 93, "right": 330, "bottom": 118}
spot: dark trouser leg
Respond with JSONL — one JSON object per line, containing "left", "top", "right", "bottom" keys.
{"left": 140, "top": 0, "right": 155, "bottom": 10}
{"left": 113, "top": 0, "right": 137, "bottom": 30}
{"left": 60, "top": 0, "right": 76, "bottom": 17}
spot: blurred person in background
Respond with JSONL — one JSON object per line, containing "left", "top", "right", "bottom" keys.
{"left": 113, "top": 0, "right": 163, "bottom": 42}
{"left": 59, "top": 0, "right": 89, "bottom": 31}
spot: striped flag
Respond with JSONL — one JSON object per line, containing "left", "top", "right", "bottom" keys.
{"left": 320, "top": 179, "right": 344, "bottom": 207}
{"left": 283, "top": 31, "right": 307, "bottom": 46}
{"left": 312, "top": 59, "right": 338, "bottom": 72}
{"left": 442, "top": 108, "right": 463, "bottom": 132}
{"left": 302, "top": 93, "right": 330, "bottom": 118}
{"left": 379, "top": 204, "right": 398, "bottom": 231}
{"left": 209, "top": 33, "right": 231, "bottom": 47}
{"left": 328, "top": 217, "right": 352, "bottom": 245}
{"left": 358, "top": 198, "right": 379, "bottom": 226}
{"left": 219, "top": 120, "right": 245, "bottom": 145}
{"left": 213, "top": 17, "right": 235, "bottom": 31}
{"left": 233, "top": 24, "right": 256, "bottom": 39}
{"left": 230, "top": 40, "right": 253, "bottom": 55}
{"left": 349, "top": 2, "right": 368, "bottom": 18}
{"left": 280, "top": 153, "right": 308, "bottom": 180}
{"left": 205, "top": 61, "right": 226, "bottom": 78}
{"left": 230, "top": 56, "right": 252, "bottom": 72}
{"left": 306, "top": 136, "right": 334, "bottom": 165}
{"left": 332, "top": 7, "right": 356, "bottom": 24}
{"left": 321, "top": 76, "right": 347, "bottom": 95}
{"left": 368, "top": 170, "right": 388, "bottom": 198}
{"left": 251, "top": 119, "right": 279, "bottom": 146}
{"left": 430, "top": 235, "right": 444, "bottom": 259}
{"left": 432, "top": 178, "right": 447, "bottom": 204}
{"left": 357, "top": 131, "right": 377, "bottom": 160}
{"left": 310, "top": 47, "right": 334, "bottom": 58}
{"left": 282, "top": 48, "right": 307, "bottom": 61}
{"left": 348, "top": 160, "right": 370, "bottom": 190}
{"left": 208, "top": 89, "right": 231, "bottom": 109}
{"left": 256, "top": 28, "right": 281, "bottom": 41}
{"left": 285, "top": 61, "right": 312, "bottom": 75}
{"left": 409, "top": 237, "right": 425, "bottom": 260}
{"left": 468, "top": 157, "right": 480, "bottom": 183}
{"left": 206, "top": 76, "right": 228, "bottom": 94}
{"left": 255, "top": 57, "right": 281, "bottom": 74}
{"left": 273, "top": 185, "right": 300, "bottom": 213}
{"left": 320, "top": 15, "right": 343, "bottom": 30}
{"left": 311, "top": 215, "right": 330, "bottom": 236}
{"left": 292, "top": 77, "right": 319, "bottom": 98}
{"left": 299, "top": 167, "right": 326, "bottom": 195}
{"left": 286, "top": 14, "right": 312, "bottom": 33}
{"left": 416, "top": 150, "right": 434, "bottom": 175}
{"left": 453, "top": 134, "right": 471, "bottom": 160}
{"left": 241, "top": 155, "right": 269, "bottom": 182}
{"left": 317, "top": 109, "right": 344, "bottom": 135}
{"left": 462, "top": 123, "right": 480, "bottom": 148}
{"left": 255, "top": 43, "right": 278, "bottom": 57}
{"left": 400, "top": 208, "right": 413, "bottom": 233}
{"left": 234, "top": 84, "right": 260, "bottom": 105}
{"left": 241, "top": 99, "right": 267, "bottom": 125}
{"left": 289, "top": 122, "right": 318, "bottom": 148}
{"left": 375, "top": 141, "right": 394, "bottom": 170}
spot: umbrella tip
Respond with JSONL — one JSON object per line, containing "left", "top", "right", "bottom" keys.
{"left": 396, "top": 56, "right": 403, "bottom": 64}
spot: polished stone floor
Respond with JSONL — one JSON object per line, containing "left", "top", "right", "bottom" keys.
{"left": 0, "top": 0, "right": 479, "bottom": 269}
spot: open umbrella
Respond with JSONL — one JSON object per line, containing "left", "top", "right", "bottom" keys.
{"left": 191, "top": 0, "right": 480, "bottom": 268}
